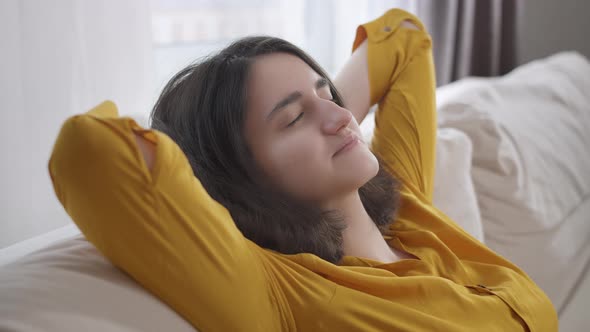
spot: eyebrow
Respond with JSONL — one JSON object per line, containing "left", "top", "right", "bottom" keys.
{"left": 266, "top": 77, "right": 330, "bottom": 121}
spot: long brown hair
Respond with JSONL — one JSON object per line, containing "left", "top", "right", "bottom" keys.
{"left": 150, "top": 36, "right": 400, "bottom": 264}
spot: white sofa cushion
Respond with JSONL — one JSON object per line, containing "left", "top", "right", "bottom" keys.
{"left": 436, "top": 51, "right": 590, "bottom": 311}
{"left": 0, "top": 234, "right": 196, "bottom": 332}
{"left": 432, "top": 128, "right": 483, "bottom": 242}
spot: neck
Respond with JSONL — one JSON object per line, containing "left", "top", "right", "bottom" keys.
{"left": 323, "top": 192, "right": 401, "bottom": 264}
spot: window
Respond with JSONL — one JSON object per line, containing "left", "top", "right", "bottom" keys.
{"left": 150, "top": 0, "right": 415, "bottom": 90}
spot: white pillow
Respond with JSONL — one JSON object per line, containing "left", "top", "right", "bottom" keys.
{"left": 0, "top": 235, "right": 197, "bottom": 332}
{"left": 361, "top": 112, "right": 484, "bottom": 242}
{"left": 432, "top": 128, "right": 483, "bottom": 242}
{"left": 436, "top": 51, "right": 590, "bottom": 312}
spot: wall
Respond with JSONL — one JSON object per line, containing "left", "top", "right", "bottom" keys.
{"left": 518, "top": 0, "right": 590, "bottom": 65}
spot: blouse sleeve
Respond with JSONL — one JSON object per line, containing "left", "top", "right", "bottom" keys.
{"left": 48, "top": 101, "right": 281, "bottom": 331}
{"left": 354, "top": 9, "right": 437, "bottom": 203}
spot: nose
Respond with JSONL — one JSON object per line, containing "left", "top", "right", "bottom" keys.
{"left": 320, "top": 101, "right": 353, "bottom": 135}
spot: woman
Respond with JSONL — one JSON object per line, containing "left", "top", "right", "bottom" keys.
{"left": 49, "top": 9, "right": 557, "bottom": 331}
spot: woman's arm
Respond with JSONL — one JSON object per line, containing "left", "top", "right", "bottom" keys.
{"left": 48, "top": 101, "right": 282, "bottom": 331}
{"left": 340, "top": 9, "right": 437, "bottom": 201}
{"left": 334, "top": 20, "right": 420, "bottom": 125}
{"left": 135, "top": 132, "right": 156, "bottom": 169}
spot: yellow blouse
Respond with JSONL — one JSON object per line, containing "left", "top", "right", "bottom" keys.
{"left": 48, "top": 9, "right": 558, "bottom": 332}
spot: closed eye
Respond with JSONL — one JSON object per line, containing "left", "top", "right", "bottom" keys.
{"left": 286, "top": 97, "right": 336, "bottom": 128}
{"left": 287, "top": 112, "right": 304, "bottom": 127}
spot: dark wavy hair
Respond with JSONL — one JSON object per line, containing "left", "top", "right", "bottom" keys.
{"left": 150, "top": 36, "right": 400, "bottom": 264}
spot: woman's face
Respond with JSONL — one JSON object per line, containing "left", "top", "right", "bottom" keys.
{"left": 243, "top": 52, "right": 378, "bottom": 207}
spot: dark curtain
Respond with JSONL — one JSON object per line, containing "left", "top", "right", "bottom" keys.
{"left": 416, "top": 0, "right": 522, "bottom": 86}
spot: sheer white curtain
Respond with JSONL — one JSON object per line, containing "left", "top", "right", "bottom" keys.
{"left": 304, "top": 0, "right": 416, "bottom": 75}
{"left": 150, "top": 0, "right": 415, "bottom": 88}
{"left": 0, "top": 0, "right": 154, "bottom": 247}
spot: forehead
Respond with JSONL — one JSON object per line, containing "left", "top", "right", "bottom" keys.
{"left": 247, "top": 53, "right": 322, "bottom": 113}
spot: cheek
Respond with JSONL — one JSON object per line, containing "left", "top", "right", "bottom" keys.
{"left": 263, "top": 133, "right": 327, "bottom": 188}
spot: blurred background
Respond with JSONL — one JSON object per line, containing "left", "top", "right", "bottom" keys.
{"left": 1, "top": 0, "right": 589, "bottom": 260}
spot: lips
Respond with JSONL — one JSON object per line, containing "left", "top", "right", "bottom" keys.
{"left": 333, "top": 134, "right": 360, "bottom": 157}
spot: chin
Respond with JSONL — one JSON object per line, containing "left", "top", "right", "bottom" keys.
{"left": 362, "top": 151, "right": 380, "bottom": 178}
{"left": 349, "top": 148, "right": 380, "bottom": 187}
